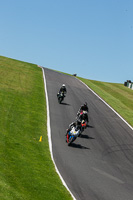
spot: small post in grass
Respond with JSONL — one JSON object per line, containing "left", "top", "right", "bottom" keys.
{"left": 39, "top": 136, "right": 42, "bottom": 142}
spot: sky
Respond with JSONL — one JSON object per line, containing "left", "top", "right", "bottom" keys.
{"left": 0, "top": 0, "right": 133, "bottom": 83}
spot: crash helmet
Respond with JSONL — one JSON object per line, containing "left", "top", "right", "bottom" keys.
{"left": 62, "top": 84, "right": 65, "bottom": 87}
{"left": 84, "top": 102, "right": 87, "bottom": 106}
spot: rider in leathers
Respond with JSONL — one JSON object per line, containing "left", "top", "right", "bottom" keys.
{"left": 78, "top": 102, "right": 89, "bottom": 113}
{"left": 57, "top": 84, "right": 67, "bottom": 97}
{"left": 66, "top": 121, "right": 81, "bottom": 136}
{"left": 77, "top": 102, "right": 89, "bottom": 123}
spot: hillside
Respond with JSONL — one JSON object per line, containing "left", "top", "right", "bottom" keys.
{"left": 77, "top": 77, "right": 133, "bottom": 128}
{"left": 0, "top": 56, "right": 72, "bottom": 200}
{"left": 0, "top": 55, "right": 132, "bottom": 200}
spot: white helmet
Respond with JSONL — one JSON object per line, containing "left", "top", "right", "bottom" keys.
{"left": 62, "top": 84, "right": 65, "bottom": 87}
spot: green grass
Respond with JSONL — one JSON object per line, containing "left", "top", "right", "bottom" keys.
{"left": 77, "top": 77, "right": 133, "bottom": 127}
{"left": 0, "top": 56, "right": 72, "bottom": 200}
{"left": 1, "top": 56, "right": 132, "bottom": 200}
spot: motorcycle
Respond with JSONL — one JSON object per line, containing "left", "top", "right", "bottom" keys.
{"left": 57, "top": 91, "right": 65, "bottom": 104}
{"left": 76, "top": 110, "right": 88, "bottom": 136}
{"left": 78, "top": 110, "right": 88, "bottom": 116}
{"left": 81, "top": 119, "right": 87, "bottom": 132}
{"left": 66, "top": 126, "right": 80, "bottom": 146}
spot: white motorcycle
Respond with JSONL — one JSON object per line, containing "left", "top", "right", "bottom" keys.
{"left": 66, "top": 126, "right": 80, "bottom": 146}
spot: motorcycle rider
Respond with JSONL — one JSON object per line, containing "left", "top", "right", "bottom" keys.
{"left": 66, "top": 121, "right": 81, "bottom": 137}
{"left": 78, "top": 112, "right": 88, "bottom": 122}
{"left": 57, "top": 84, "right": 67, "bottom": 97}
{"left": 77, "top": 102, "right": 89, "bottom": 123}
{"left": 79, "top": 102, "right": 89, "bottom": 113}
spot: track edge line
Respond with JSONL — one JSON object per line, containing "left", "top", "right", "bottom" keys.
{"left": 76, "top": 77, "right": 133, "bottom": 131}
{"left": 42, "top": 67, "right": 76, "bottom": 200}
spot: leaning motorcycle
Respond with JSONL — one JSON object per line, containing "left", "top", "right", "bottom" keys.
{"left": 66, "top": 127, "right": 80, "bottom": 146}
{"left": 76, "top": 110, "right": 88, "bottom": 136}
{"left": 57, "top": 91, "right": 65, "bottom": 104}
{"left": 81, "top": 119, "right": 87, "bottom": 132}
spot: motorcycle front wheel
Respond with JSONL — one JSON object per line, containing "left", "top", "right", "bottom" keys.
{"left": 68, "top": 137, "right": 74, "bottom": 146}
{"left": 58, "top": 97, "right": 62, "bottom": 104}
{"left": 66, "top": 134, "right": 73, "bottom": 146}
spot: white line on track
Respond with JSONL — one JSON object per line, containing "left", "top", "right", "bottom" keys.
{"left": 42, "top": 68, "right": 76, "bottom": 200}
{"left": 77, "top": 78, "right": 133, "bottom": 131}
{"left": 41, "top": 67, "right": 132, "bottom": 200}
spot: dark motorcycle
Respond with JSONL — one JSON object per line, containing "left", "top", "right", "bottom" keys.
{"left": 57, "top": 91, "right": 65, "bottom": 104}
{"left": 66, "top": 127, "right": 80, "bottom": 146}
{"left": 76, "top": 110, "right": 88, "bottom": 136}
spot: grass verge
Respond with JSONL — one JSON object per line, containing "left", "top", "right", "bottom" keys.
{"left": 0, "top": 56, "right": 72, "bottom": 200}
{"left": 77, "top": 77, "right": 133, "bottom": 127}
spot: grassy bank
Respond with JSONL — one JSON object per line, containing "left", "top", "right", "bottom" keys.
{"left": 78, "top": 77, "right": 133, "bottom": 127}
{"left": 1, "top": 55, "right": 132, "bottom": 200}
{"left": 0, "top": 56, "right": 72, "bottom": 200}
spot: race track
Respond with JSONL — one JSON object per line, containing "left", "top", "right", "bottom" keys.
{"left": 43, "top": 68, "right": 133, "bottom": 200}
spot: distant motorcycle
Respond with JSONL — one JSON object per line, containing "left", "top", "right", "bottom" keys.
{"left": 57, "top": 91, "right": 65, "bottom": 104}
{"left": 66, "top": 127, "right": 80, "bottom": 146}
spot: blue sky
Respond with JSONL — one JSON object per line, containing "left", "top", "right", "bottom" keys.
{"left": 0, "top": 0, "right": 133, "bottom": 83}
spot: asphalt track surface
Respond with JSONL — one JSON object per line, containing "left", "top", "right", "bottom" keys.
{"left": 43, "top": 68, "right": 133, "bottom": 200}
